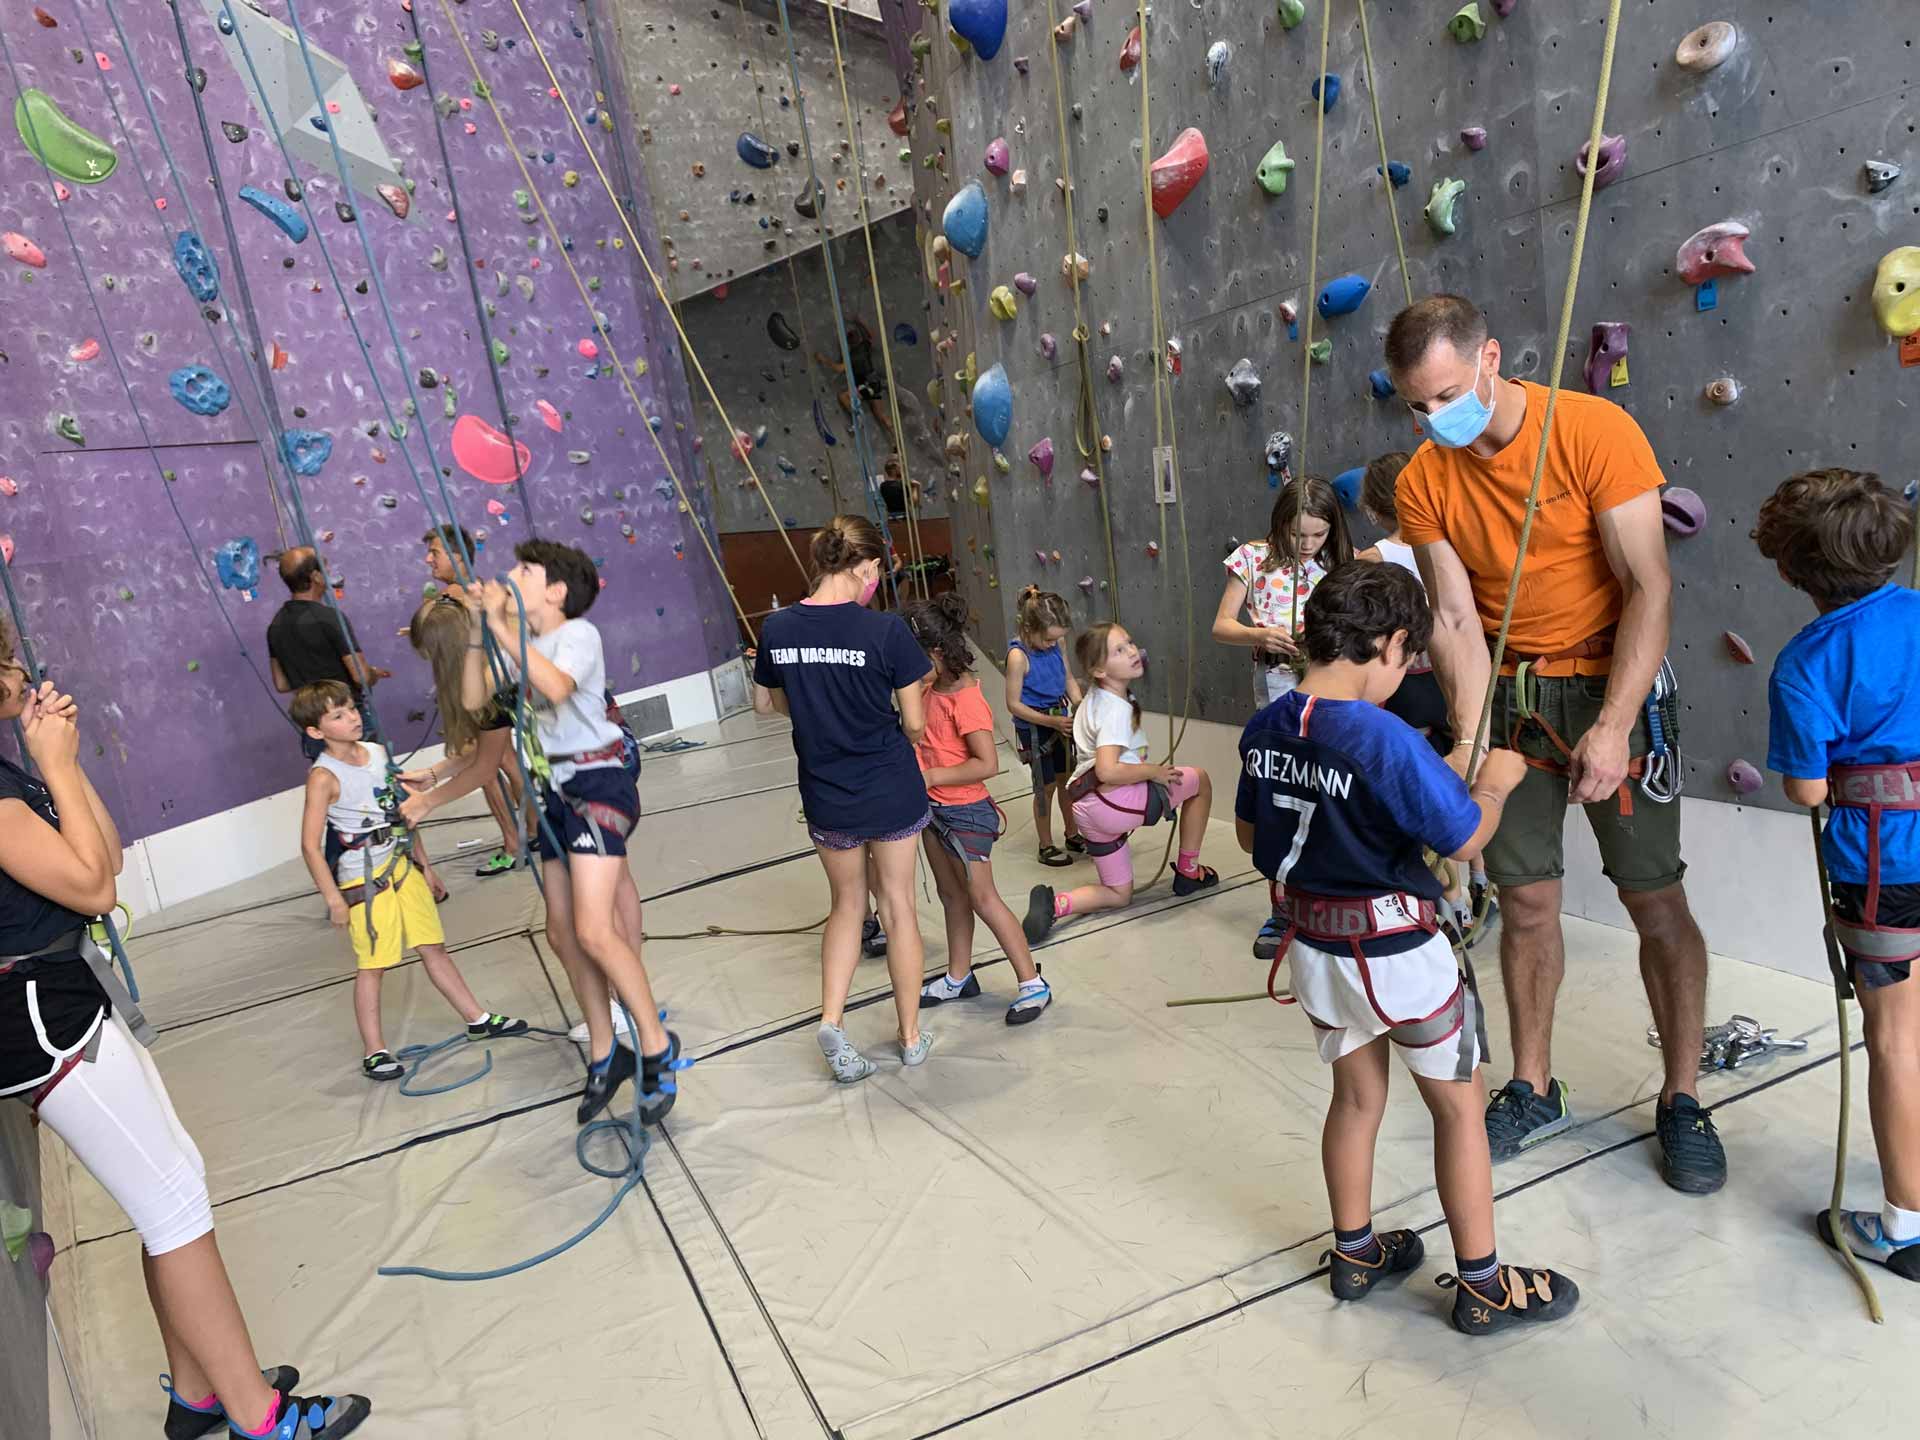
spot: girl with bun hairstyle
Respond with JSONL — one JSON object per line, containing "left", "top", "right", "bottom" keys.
{"left": 1006, "top": 586, "right": 1084, "bottom": 867}
{"left": 904, "top": 594, "right": 1053, "bottom": 1026}
{"left": 754, "top": 515, "right": 937, "bottom": 1080}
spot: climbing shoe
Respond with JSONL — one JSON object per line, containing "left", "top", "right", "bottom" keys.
{"left": 225, "top": 1391, "right": 371, "bottom": 1438}
{"left": 1484, "top": 1078, "right": 1573, "bottom": 1161}
{"left": 1439, "top": 1265, "right": 1579, "bottom": 1335}
{"left": 920, "top": 971, "right": 982, "bottom": 1005}
{"left": 474, "top": 851, "right": 516, "bottom": 879}
{"left": 1037, "top": 845, "right": 1073, "bottom": 868}
{"left": 861, "top": 913, "right": 888, "bottom": 958}
{"left": 163, "top": 1367, "right": 300, "bottom": 1440}
{"left": 1065, "top": 834, "right": 1087, "bottom": 854}
{"left": 1816, "top": 1208, "right": 1920, "bottom": 1281}
{"left": 1006, "top": 975, "right": 1052, "bottom": 1026}
{"left": 1022, "top": 884, "right": 1057, "bottom": 945}
{"left": 1252, "top": 911, "right": 1290, "bottom": 961}
{"left": 466, "top": 1012, "right": 529, "bottom": 1040}
{"left": 819, "top": 1022, "right": 876, "bottom": 1083}
{"left": 637, "top": 1032, "right": 682, "bottom": 1125}
{"left": 577, "top": 1042, "right": 636, "bottom": 1125}
{"left": 900, "top": 1028, "right": 935, "bottom": 1067}
{"left": 1325, "top": 1229, "right": 1424, "bottom": 1302}
{"left": 1172, "top": 864, "right": 1219, "bottom": 897}
{"left": 361, "top": 1052, "right": 403, "bottom": 1083}
{"left": 1654, "top": 1094, "right": 1727, "bottom": 1195}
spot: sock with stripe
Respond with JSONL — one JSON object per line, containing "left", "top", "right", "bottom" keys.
{"left": 1457, "top": 1251, "right": 1504, "bottom": 1296}
{"left": 1334, "top": 1223, "right": 1383, "bottom": 1265}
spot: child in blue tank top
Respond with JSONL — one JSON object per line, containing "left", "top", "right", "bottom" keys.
{"left": 1005, "top": 586, "right": 1083, "bottom": 867}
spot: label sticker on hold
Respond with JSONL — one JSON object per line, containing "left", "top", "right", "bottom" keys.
{"left": 1900, "top": 332, "right": 1920, "bottom": 368}
{"left": 1609, "top": 357, "right": 1630, "bottom": 387}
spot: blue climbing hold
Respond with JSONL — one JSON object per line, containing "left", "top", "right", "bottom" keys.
{"left": 1376, "top": 161, "right": 1411, "bottom": 188}
{"left": 972, "top": 362, "right": 1012, "bottom": 447}
{"left": 1332, "top": 466, "right": 1365, "bottom": 511}
{"left": 948, "top": 0, "right": 1009, "bottom": 60}
{"left": 1317, "top": 273, "right": 1371, "bottom": 319}
{"left": 280, "top": 429, "right": 332, "bottom": 477}
{"left": 213, "top": 537, "right": 260, "bottom": 594}
{"left": 813, "top": 399, "right": 838, "bottom": 446}
{"left": 648, "top": 415, "right": 664, "bottom": 432}
{"left": 309, "top": 115, "right": 329, "bottom": 134}
{"left": 1313, "top": 74, "right": 1341, "bottom": 113}
{"left": 172, "top": 232, "right": 219, "bottom": 302}
{"left": 942, "top": 180, "right": 989, "bottom": 259}
{"left": 893, "top": 322, "right": 919, "bottom": 346}
{"left": 736, "top": 132, "right": 777, "bottom": 169}
{"left": 1368, "top": 368, "right": 1396, "bottom": 400}
{"left": 169, "top": 365, "right": 230, "bottom": 416}
{"left": 238, "top": 186, "right": 308, "bottom": 243}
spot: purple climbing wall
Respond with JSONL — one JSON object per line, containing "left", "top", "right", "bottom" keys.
{"left": 0, "top": 0, "right": 736, "bottom": 840}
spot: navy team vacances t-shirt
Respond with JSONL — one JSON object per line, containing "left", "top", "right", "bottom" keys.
{"left": 755, "top": 601, "right": 932, "bottom": 836}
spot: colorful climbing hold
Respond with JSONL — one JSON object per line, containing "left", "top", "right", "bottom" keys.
{"left": 1460, "top": 126, "right": 1488, "bottom": 152}
{"left": 943, "top": 180, "right": 989, "bottom": 258}
{"left": 0, "top": 477, "right": 16, "bottom": 497}
{"left": 1277, "top": 0, "right": 1307, "bottom": 29}
{"left": 973, "top": 362, "right": 1012, "bottom": 447}
{"left": 1723, "top": 631, "right": 1755, "bottom": 665}
{"left": 1106, "top": 354, "right": 1124, "bottom": 383}
{"left": 1316, "top": 273, "right": 1371, "bottom": 319}
{"left": 54, "top": 414, "right": 83, "bottom": 446}
{"left": 893, "top": 322, "right": 919, "bottom": 345}
{"left": 1307, "top": 339, "right": 1332, "bottom": 365}
{"left": 1378, "top": 160, "right": 1411, "bottom": 188}
{"left": 1425, "top": 178, "right": 1466, "bottom": 237}
{"left": 888, "top": 99, "right": 910, "bottom": 137}
{"left": 1872, "top": 247, "right": 1920, "bottom": 337}
{"left": 1577, "top": 133, "right": 1628, "bottom": 190}
{"left": 1149, "top": 128, "right": 1210, "bottom": 219}
{"left": 1368, "top": 368, "right": 1396, "bottom": 400}
{"left": 1119, "top": 26, "right": 1142, "bottom": 73}
{"left": 1207, "top": 41, "right": 1232, "bottom": 86}
{"left": 1256, "top": 140, "right": 1295, "bottom": 196}
{"left": 971, "top": 476, "right": 991, "bottom": 506}
{"left": 984, "top": 137, "right": 1010, "bottom": 176}
{"left": 948, "top": 0, "right": 1009, "bottom": 60}
{"left": 1078, "top": 575, "right": 1095, "bottom": 592}
{"left": 1726, "top": 760, "right": 1764, "bottom": 796}
{"left": 1492, "top": 0, "right": 1518, "bottom": 13}
{"left": 377, "top": 184, "right": 411, "bottom": 220}
{"left": 1865, "top": 160, "right": 1903, "bottom": 195}
{"left": 1312, "top": 74, "right": 1340, "bottom": 113}
{"left": 737, "top": 132, "right": 777, "bottom": 169}
{"left": 3, "top": 232, "right": 46, "bottom": 268}
{"left": 1705, "top": 377, "right": 1742, "bottom": 407}
{"left": 1660, "top": 485, "right": 1707, "bottom": 536}
{"left": 451, "top": 415, "right": 529, "bottom": 484}
{"left": 1332, "top": 467, "right": 1364, "bottom": 510}
{"left": 989, "top": 285, "right": 1019, "bottom": 320}
{"left": 169, "top": 365, "right": 230, "bottom": 416}
{"left": 214, "top": 537, "right": 260, "bottom": 594}
{"left": 238, "top": 186, "right": 308, "bottom": 243}
{"left": 1029, "top": 437, "right": 1055, "bottom": 479}
{"left": 387, "top": 56, "right": 425, "bottom": 90}
{"left": 13, "top": 89, "right": 117, "bottom": 184}
{"left": 578, "top": 338, "right": 600, "bottom": 360}
{"left": 1011, "top": 271, "right": 1039, "bottom": 298}
{"left": 1675, "top": 220, "right": 1754, "bottom": 285}
{"left": 1039, "top": 332, "right": 1058, "bottom": 360}
{"left": 1584, "top": 323, "right": 1630, "bottom": 394}
{"left": 1009, "top": 169, "right": 1027, "bottom": 196}
{"left": 1061, "top": 252, "right": 1089, "bottom": 282}
{"left": 1675, "top": 21, "right": 1737, "bottom": 73}
{"left": 280, "top": 430, "right": 332, "bottom": 477}
{"left": 1079, "top": 467, "right": 1100, "bottom": 489}
{"left": 1225, "top": 358, "right": 1262, "bottom": 407}
{"left": 1448, "top": 3, "right": 1487, "bottom": 42}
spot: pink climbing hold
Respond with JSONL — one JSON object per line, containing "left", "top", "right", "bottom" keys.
{"left": 486, "top": 498, "right": 508, "bottom": 516}
{"left": 1675, "top": 220, "right": 1755, "bottom": 286}
{"left": 1723, "top": 631, "right": 1755, "bottom": 665}
{"left": 464, "top": 122, "right": 478, "bottom": 135}
{"left": 1150, "top": 128, "right": 1209, "bottom": 218}
{"left": 1077, "top": 574, "right": 1095, "bottom": 592}
{"left": 1039, "top": 332, "right": 1058, "bottom": 360}
{"left": 94, "top": 51, "right": 111, "bottom": 72}
{"left": 1079, "top": 467, "right": 1100, "bottom": 488}
{"left": 1577, "top": 133, "right": 1627, "bottom": 190}
{"left": 2, "top": 232, "right": 46, "bottom": 268}
{"left": 1460, "top": 126, "right": 1487, "bottom": 151}
{"left": 1106, "top": 355, "right": 1123, "bottom": 383}
{"left": 1726, "top": 760, "right": 1765, "bottom": 797}
{"left": 1028, "top": 436, "right": 1055, "bottom": 478}
{"left": 53, "top": 182, "right": 70, "bottom": 202}
{"left": 984, "top": 137, "right": 1010, "bottom": 175}
{"left": 668, "top": 84, "right": 682, "bottom": 96}
{"left": 1660, "top": 485, "right": 1707, "bottom": 536}
{"left": 1583, "top": 322, "right": 1629, "bottom": 394}
{"left": 0, "top": 477, "right": 16, "bottom": 497}
{"left": 0, "top": 536, "right": 14, "bottom": 565}
{"left": 731, "top": 431, "right": 754, "bottom": 462}
{"left": 68, "top": 339, "right": 100, "bottom": 362}
{"left": 451, "top": 414, "right": 531, "bottom": 484}
{"left": 578, "top": 338, "right": 600, "bottom": 359}
{"left": 536, "top": 400, "right": 563, "bottom": 431}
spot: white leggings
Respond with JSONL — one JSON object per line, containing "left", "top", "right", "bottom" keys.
{"left": 35, "top": 1012, "right": 213, "bottom": 1256}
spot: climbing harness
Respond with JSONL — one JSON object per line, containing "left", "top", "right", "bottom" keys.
{"left": 1502, "top": 657, "right": 1673, "bottom": 817}
{"left": 1062, "top": 771, "right": 1175, "bottom": 863}
{"left": 1824, "top": 762, "right": 1920, "bottom": 965}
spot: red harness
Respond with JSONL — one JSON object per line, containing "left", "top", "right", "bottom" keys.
{"left": 1828, "top": 761, "right": 1920, "bottom": 964}
{"left": 1266, "top": 886, "right": 1439, "bottom": 1005}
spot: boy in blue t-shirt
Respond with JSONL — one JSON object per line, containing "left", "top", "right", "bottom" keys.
{"left": 1236, "top": 562, "right": 1578, "bottom": 1335}
{"left": 1756, "top": 467, "right": 1920, "bottom": 1281}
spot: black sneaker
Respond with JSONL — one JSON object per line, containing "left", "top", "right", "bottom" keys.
{"left": 637, "top": 1032, "right": 682, "bottom": 1126}
{"left": 362, "top": 1051, "right": 403, "bottom": 1083}
{"left": 227, "top": 1392, "right": 372, "bottom": 1438}
{"left": 1655, "top": 1093, "right": 1727, "bottom": 1195}
{"left": 1023, "top": 884, "right": 1057, "bottom": 944}
{"left": 1325, "top": 1229, "right": 1424, "bottom": 1301}
{"left": 1484, "top": 1078, "right": 1573, "bottom": 1160}
{"left": 861, "top": 914, "right": 888, "bottom": 958}
{"left": 1065, "top": 834, "right": 1087, "bottom": 853}
{"left": 577, "top": 1042, "right": 637, "bottom": 1125}
{"left": 1172, "top": 864, "right": 1219, "bottom": 897}
{"left": 919, "top": 971, "right": 982, "bottom": 1006}
{"left": 1440, "top": 1265, "right": 1579, "bottom": 1335}
{"left": 466, "top": 1012, "right": 530, "bottom": 1040}
{"left": 163, "top": 1366, "right": 300, "bottom": 1440}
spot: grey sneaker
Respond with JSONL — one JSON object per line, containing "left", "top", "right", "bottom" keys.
{"left": 1484, "top": 1078, "right": 1574, "bottom": 1160}
{"left": 900, "top": 1028, "right": 935, "bottom": 1067}
{"left": 818, "top": 1023, "right": 876, "bottom": 1083}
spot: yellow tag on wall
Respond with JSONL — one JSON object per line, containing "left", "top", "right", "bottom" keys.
{"left": 1608, "top": 356, "right": 1630, "bottom": 387}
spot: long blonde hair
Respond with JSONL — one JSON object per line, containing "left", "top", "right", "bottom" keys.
{"left": 408, "top": 598, "right": 495, "bottom": 753}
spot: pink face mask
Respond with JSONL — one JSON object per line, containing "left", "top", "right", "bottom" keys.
{"left": 858, "top": 572, "right": 881, "bottom": 605}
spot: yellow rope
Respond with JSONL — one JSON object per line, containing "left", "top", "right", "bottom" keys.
{"left": 501, "top": 0, "right": 810, "bottom": 594}
{"left": 431, "top": 0, "right": 761, "bottom": 642}
{"left": 1355, "top": 0, "right": 1413, "bottom": 308}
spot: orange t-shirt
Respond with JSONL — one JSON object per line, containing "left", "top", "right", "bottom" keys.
{"left": 916, "top": 679, "right": 995, "bottom": 805}
{"left": 1395, "top": 380, "right": 1663, "bottom": 673}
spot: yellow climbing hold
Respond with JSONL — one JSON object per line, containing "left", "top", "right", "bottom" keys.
{"left": 14, "top": 89, "right": 117, "bottom": 184}
{"left": 971, "top": 475, "right": 991, "bottom": 505}
{"left": 563, "top": 170, "right": 580, "bottom": 187}
{"left": 989, "top": 284, "right": 1018, "bottom": 320}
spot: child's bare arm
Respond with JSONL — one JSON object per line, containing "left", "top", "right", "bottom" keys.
{"left": 923, "top": 729, "right": 1000, "bottom": 789}
{"left": 300, "top": 771, "right": 349, "bottom": 924}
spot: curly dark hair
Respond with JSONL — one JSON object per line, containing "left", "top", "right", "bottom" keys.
{"left": 1301, "top": 561, "right": 1434, "bottom": 667}
{"left": 904, "top": 592, "right": 974, "bottom": 680}
{"left": 1751, "top": 468, "right": 1913, "bottom": 609}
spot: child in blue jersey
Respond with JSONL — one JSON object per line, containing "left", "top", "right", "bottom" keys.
{"left": 1237, "top": 561, "right": 1577, "bottom": 1335}
{"left": 1006, "top": 586, "right": 1084, "bottom": 867}
{"left": 1756, "top": 468, "right": 1920, "bottom": 1281}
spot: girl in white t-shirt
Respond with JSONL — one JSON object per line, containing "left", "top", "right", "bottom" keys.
{"left": 1211, "top": 475, "right": 1353, "bottom": 707}
{"left": 1021, "top": 623, "right": 1217, "bottom": 943}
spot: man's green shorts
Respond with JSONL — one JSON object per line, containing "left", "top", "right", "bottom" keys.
{"left": 1481, "top": 672, "right": 1685, "bottom": 893}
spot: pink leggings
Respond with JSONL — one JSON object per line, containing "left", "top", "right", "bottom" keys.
{"left": 1071, "top": 768, "right": 1203, "bottom": 889}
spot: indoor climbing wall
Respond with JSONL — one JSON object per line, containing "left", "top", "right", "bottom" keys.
{"left": 610, "top": 0, "right": 913, "bottom": 301}
{"left": 898, "top": 0, "right": 1918, "bottom": 815}
{"left": 0, "top": 0, "right": 737, "bottom": 838}
{"left": 678, "top": 211, "right": 945, "bottom": 533}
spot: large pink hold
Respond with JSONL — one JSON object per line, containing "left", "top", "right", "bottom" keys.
{"left": 1149, "top": 127, "right": 1210, "bottom": 219}
{"left": 1676, "top": 220, "right": 1755, "bottom": 285}
{"left": 2, "top": 232, "right": 47, "bottom": 268}
{"left": 1726, "top": 759, "right": 1765, "bottom": 796}
{"left": 1028, "top": 436, "right": 1055, "bottom": 478}
{"left": 984, "top": 137, "right": 1010, "bottom": 176}
{"left": 451, "top": 413, "right": 531, "bottom": 484}
{"left": 578, "top": 338, "right": 600, "bottom": 359}
{"left": 536, "top": 400, "right": 563, "bottom": 431}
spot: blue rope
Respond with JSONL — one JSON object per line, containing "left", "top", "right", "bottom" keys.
{"left": 393, "top": 1024, "right": 571, "bottom": 1097}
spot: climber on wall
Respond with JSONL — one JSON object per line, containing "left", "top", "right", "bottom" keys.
{"left": 815, "top": 317, "right": 895, "bottom": 439}
{"left": 1382, "top": 294, "right": 1725, "bottom": 1197}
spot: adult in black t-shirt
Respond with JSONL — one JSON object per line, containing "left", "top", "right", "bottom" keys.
{"left": 266, "top": 547, "right": 387, "bottom": 757}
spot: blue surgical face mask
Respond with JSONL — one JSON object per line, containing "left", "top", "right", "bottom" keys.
{"left": 1420, "top": 354, "right": 1493, "bottom": 449}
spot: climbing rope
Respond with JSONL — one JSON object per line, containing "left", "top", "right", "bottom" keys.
{"left": 501, "top": 0, "right": 815, "bottom": 597}
{"left": 1355, "top": 0, "right": 1414, "bottom": 310}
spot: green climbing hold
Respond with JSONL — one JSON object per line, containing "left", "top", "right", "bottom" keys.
{"left": 14, "top": 89, "right": 117, "bottom": 184}
{"left": 586, "top": 275, "right": 601, "bottom": 292}
{"left": 443, "top": 385, "right": 456, "bottom": 419}
{"left": 1448, "top": 3, "right": 1487, "bottom": 42}
{"left": 1277, "top": 0, "right": 1307, "bottom": 29}
{"left": 1425, "top": 177, "right": 1466, "bottom": 236}
{"left": 492, "top": 339, "right": 509, "bottom": 364}
{"left": 473, "top": 79, "right": 491, "bottom": 101}
{"left": 910, "top": 33, "right": 932, "bottom": 59}
{"left": 186, "top": 660, "right": 200, "bottom": 672}
{"left": 514, "top": 188, "right": 531, "bottom": 211}
{"left": 1308, "top": 338, "right": 1332, "bottom": 364}
{"left": 117, "top": 587, "right": 133, "bottom": 602}
{"left": 404, "top": 41, "right": 424, "bottom": 61}
{"left": 1, "top": 1203, "right": 29, "bottom": 1261}
{"left": 55, "top": 414, "right": 83, "bottom": 446}
{"left": 1256, "top": 140, "right": 1295, "bottom": 195}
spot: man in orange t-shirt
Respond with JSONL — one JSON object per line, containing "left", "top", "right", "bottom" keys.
{"left": 1384, "top": 295, "right": 1723, "bottom": 1197}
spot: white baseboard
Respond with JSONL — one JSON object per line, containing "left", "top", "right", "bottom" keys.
{"left": 118, "top": 658, "right": 729, "bottom": 921}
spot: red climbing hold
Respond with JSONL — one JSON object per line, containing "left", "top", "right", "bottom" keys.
{"left": 1675, "top": 220, "right": 1755, "bottom": 286}
{"left": 387, "top": 56, "right": 425, "bottom": 90}
{"left": 2, "top": 232, "right": 46, "bottom": 268}
{"left": 34, "top": 7, "right": 56, "bottom": 26}
{"left": 1120, "top": 25, "right": 1142, "bottom": 72}
{"left": 578, "top": 338, "right": 600, "bottom": 359}
{"left": 451, "top": 414, "right": 531, "bottom": 484}
{"left": 730, "top": 431, "right": 754, "bottom": 462}
{"left": 1149, "top": 127, "right": 1209, "bottom": 219}
{"left": 888, "top": 99, "right": 909, "bottom": 137}
{"left": 270, "top": 342, "right": 288, "bottom": 371}
{"left": 537, "top": 400, "right": 563, "bottom": 432}
{"left": 1723, "top": 631, "right": 1755, "bottom": 665}
{"left": 68, "top": 339, "right": 100, "bottom": 362}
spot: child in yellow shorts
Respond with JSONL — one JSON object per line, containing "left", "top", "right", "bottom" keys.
{"left": 295, "top": 682, "right": 525, "bottom": 1080}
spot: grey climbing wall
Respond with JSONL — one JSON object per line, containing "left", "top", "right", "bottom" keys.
{"left": 609, "top": 0, "right": 915, "bottom": 301}
{"left": 677, "top": 210, "right": 946, "bottom": 533}
{"left": 0, "top": 0, "right": 736, "bottom": 839}
{"left": 898, "top": 0, "right": 1918, "bottom": 814}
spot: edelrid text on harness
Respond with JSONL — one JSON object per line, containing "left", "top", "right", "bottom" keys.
{"left": 1826, "top": 761, "right": 1920, "bottom": 965}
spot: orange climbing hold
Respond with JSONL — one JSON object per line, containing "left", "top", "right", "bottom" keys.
{"left": 1150, "top": 128, "right": 1209, "bottom": 218}
{"left": 888, "top": 99, "right": 909, "bottom": 136}
{"left": 387, "top": 56, "right": 425, "bottom": 90}
{"left": 1120, "top": 25, "right": 1142, "bottom": 72}
{"left": 270, "top": 342, "right": 288, "bottom": 371}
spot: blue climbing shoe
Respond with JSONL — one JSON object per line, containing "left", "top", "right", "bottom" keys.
{"left": 637, "top": 1032, "right": 682, "bottom": 1125}
{"left": 1816, "top": 1208, "right": 1920, "bottom": 1281}
{"left": 1484, "top": 1078, "right": 1573, "bottom": 1160}
{"left": 1006, "top": 975, "right": 1052, "bottom": 1026}
{"left": 225, "top": 1391, "right": 370, "bottom": 1438}
{"left": 162, "top": 1367, "right": 299, "bottom": 1440}
{"left": 861, "top": 913, "right": 888, "bottom": 958}
{"left": 577, "top": 1042, "right": 636, "bottom": 1125}
{"left": 1655, "top": 1094, "right": 1727, "bottom": 1195}
{"left": 1252, "top": 911, "right": 1289, "bottom": 961}
{"left": 920, "top": 970, "right": 982, "bottom": 1005}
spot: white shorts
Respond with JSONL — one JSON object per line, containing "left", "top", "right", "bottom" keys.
{"left": 1288, "top": 930, "right": 1481, "bottom": 1082}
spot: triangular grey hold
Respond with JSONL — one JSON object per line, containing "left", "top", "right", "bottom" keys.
{"left": 1865, "top": 160, "right": 1902, "bottom": 194}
